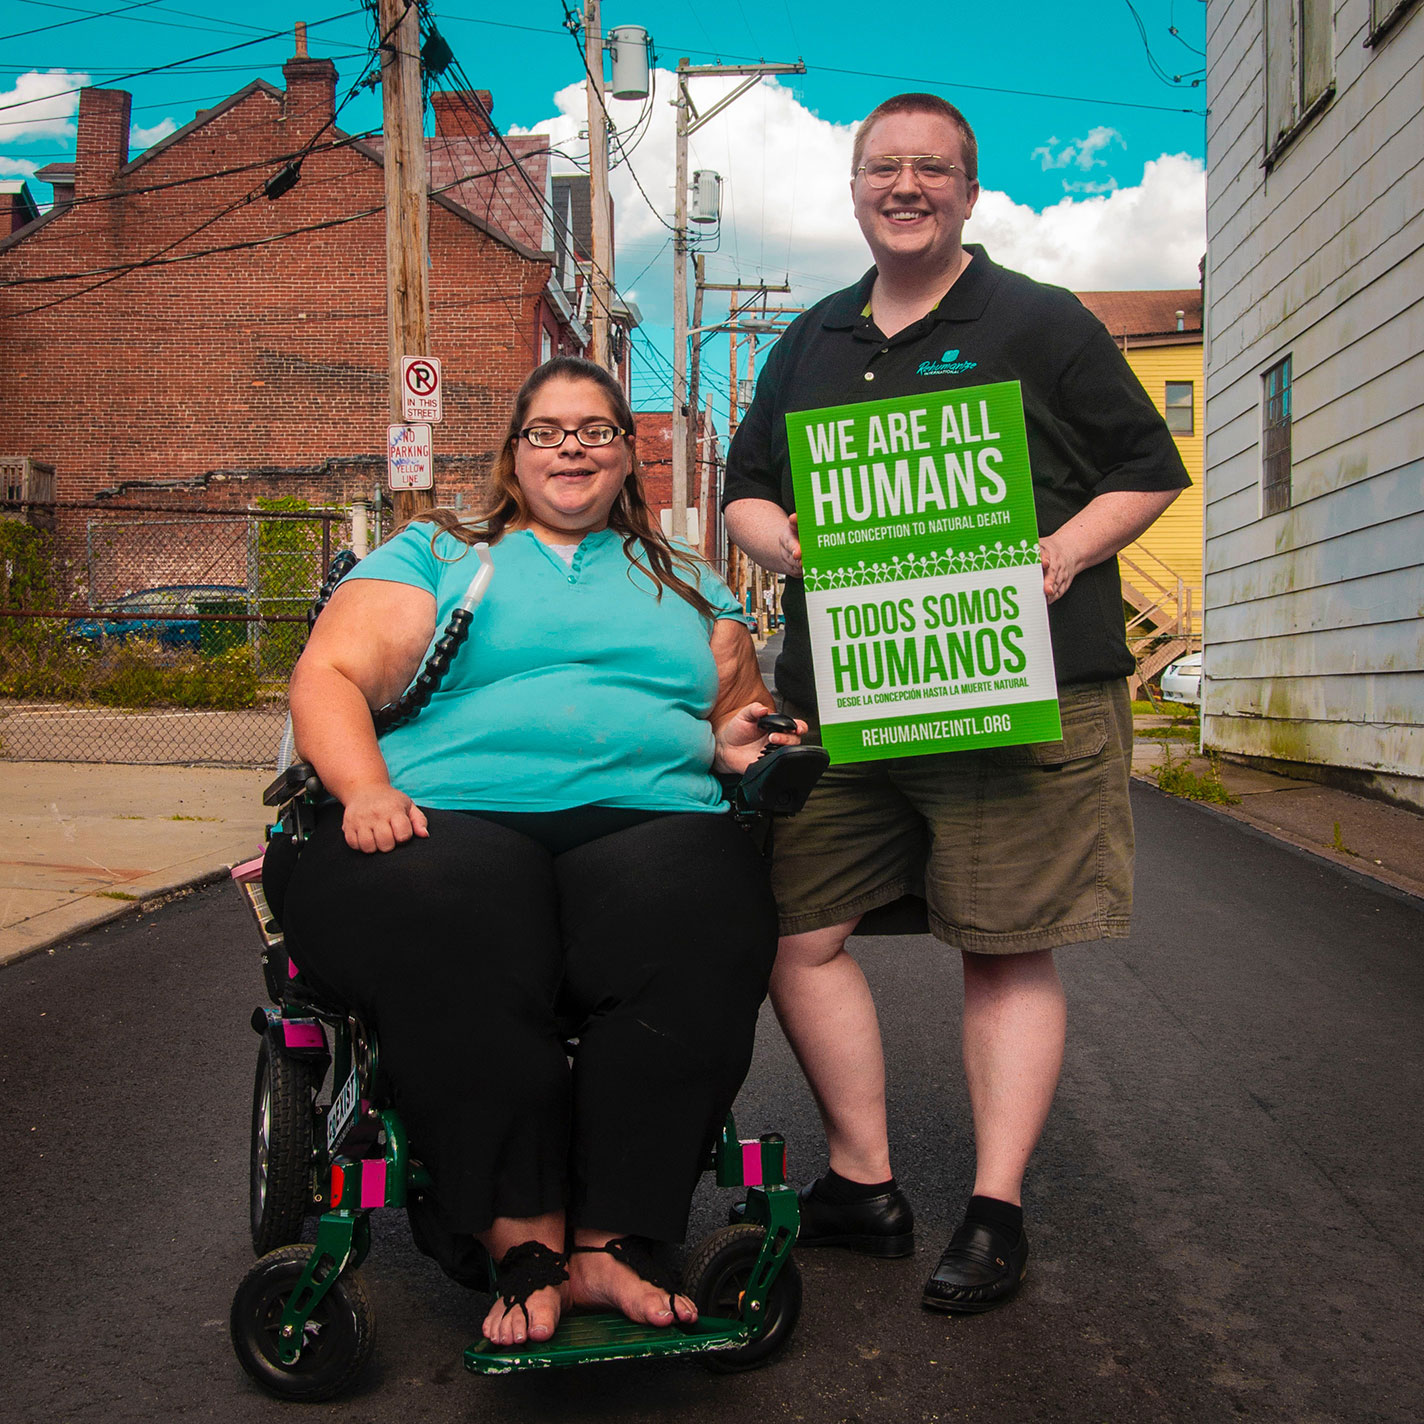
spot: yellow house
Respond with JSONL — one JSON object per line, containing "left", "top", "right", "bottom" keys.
{"left": 1077, "top": 288, "right": 1203, "bottom": 688}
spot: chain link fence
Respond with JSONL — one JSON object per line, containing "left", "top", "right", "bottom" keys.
{"left": 0, "top": 501, "right": 370, "bottom": 766}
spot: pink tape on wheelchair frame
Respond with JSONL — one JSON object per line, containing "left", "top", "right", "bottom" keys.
{"left": 230, "top": 854, "right": 266, "bottom": 882}
{"left": 283, "top": 1021, "right": 324, "bottom": 1050}
{"left": 360, "top": 1158, "right": 387, "bottom": 1208}
{"left": 741, "top": 1141, "right": 764, "bottom": 1187}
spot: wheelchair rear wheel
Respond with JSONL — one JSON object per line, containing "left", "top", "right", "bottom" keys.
{"left": 684, "top": 1223, "right": 802, "bottom": 1372}
{"left": 251, "top": 1036, "right": 320, "bottom": 1255}
{"left": 230, "top": 1244, "right": 374, "bottom": 1401}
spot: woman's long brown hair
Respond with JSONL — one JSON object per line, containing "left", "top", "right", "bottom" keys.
{"left": 405, "top": 356, "right": 721, "bottom": 619}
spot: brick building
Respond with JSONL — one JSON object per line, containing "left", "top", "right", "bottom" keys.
{"left": 633, "top": 408, "right": 725, "bottom": 570}
{"left": 0, "top": 33, "right": 592, "bottom": 550}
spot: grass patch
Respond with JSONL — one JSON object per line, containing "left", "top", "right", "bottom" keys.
{"left": 96, "top": 890, "right": 140, "bottom": 901}
{"left": 1154, "top": 743, "right": 1240, "bottom": 805}
{"left": 1137, "top": 725, "right": 1198, "bottom": 741}
{"left": 1132, "top": 698, "right": 1199, "bottom": 719}
{"left": 169, "top": 814, "right": 218, "bottom": 822}
{"left": 1331, "top": 821, "right": 1358, "bottom": 857}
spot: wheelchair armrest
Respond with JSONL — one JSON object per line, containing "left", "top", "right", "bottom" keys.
{"left": 731, "top": 742, "right": 830, "bottom": 817}
{"left": 263, "top": 761, "right": 324, "bottom": 808}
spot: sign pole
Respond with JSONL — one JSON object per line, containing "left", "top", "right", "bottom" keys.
{"left": 379, "top": 0, "right": 435, "bottom": 523}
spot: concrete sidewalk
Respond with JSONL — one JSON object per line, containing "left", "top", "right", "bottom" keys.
{"left": 3, "top": 722, "right": 1422, "bottom": 967}
{"left": 1, "top": 762, "right": 270, "bottom": 966}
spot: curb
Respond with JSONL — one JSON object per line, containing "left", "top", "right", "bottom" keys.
{"left": 1129, "top": 768, "right": 1424, "bottom": 903}
{"left": 0, "top": 863, "right": 236, "bottom": 970}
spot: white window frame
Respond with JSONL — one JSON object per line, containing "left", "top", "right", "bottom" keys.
{"left": 1366, "top": 0, "right": 1420, "bottom": 46}
{"left": 1263, "top": 0, "right": 1335, "bottom": 169}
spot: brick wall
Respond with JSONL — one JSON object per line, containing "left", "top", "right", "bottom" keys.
{"left": 636, "top": 408, "right": 727, "bottom": 558}
{"left": 0, "top": 66, "right": 564, "bottom": 553}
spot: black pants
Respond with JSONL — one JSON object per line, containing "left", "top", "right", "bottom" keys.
{"left": 269, "top": 805, "right": 778, "bottom": 1243}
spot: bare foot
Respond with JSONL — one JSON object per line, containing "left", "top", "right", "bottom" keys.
{"left": 567, "top": 1235, "right": 698, "bottom": 1328}
{"left": 482, "top": 1279, "right": 568, "bottom": 1347}
{"left": 477, "top": 1225, "right": 570, "bottom": 1348}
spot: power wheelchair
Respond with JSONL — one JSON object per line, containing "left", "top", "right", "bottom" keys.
{"left": 227, "top": 548, "right": 830, "bottom": 1400}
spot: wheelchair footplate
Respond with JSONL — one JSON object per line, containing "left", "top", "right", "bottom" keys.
{"left": 465, "top": 1313, "right": 752, "bottom": 1374}
{"left": 466, "top": 1129, "right": 801, "bottom": 1376}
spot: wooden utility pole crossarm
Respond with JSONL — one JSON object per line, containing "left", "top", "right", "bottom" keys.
{"left": 379, "top": 0, "right": 434, "bottom": 523}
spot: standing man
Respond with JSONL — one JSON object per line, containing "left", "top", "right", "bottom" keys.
{"left": 723, "top": 93, "right": 1189, "bottom": 1313}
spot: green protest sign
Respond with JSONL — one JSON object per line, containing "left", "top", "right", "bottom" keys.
{"left": 787, "top": 380, "right": 1061, "bottom": 763}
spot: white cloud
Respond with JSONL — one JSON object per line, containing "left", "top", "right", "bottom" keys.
{"left": 1031, "top": 126, "right": 1125, "bottom": 172}
{"left": 0, "top": 156, "right": 41, "bottom": 181}
{"left": 0, "top": 70, "right": 90, "bottom": 142}
{"left": 513, "top": 77, "right": 1204, "bottom": 328}
{"left": 130, "top": 118, "right": 178, "bottom": 152}
{"left": 966, "top": 154, "right": 1206, "bottom": 290}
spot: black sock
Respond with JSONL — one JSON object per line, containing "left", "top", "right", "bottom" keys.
{"left": 964, "top": 1194, "right": 1023, "bottom": 1238}
{"left": 812, "top": 1168, "right": 896, "bottom": 1204}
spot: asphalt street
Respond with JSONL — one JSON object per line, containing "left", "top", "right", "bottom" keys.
{"left": 3, "top": 785, "right": 1422, "bottom": 1424}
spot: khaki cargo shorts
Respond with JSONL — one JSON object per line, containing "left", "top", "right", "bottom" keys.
{"left": 774, "top": 680, "right": 1135, "bottom": 954}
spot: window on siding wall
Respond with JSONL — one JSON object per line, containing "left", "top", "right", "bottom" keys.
{"left": 541, "top": 326, "right": 553, "bottom": 362}
{"left": 1369, "top": 0, "right": 1420, "bottom": 44}
{"left": 1265, "top": 0, "right": 1334, "bottom": 157}
{"left": 1165, "top": 381, "right": 1194, "bottom": 435}
{"left": 1261, "top": 357, "right": 1292, "bottom": 515}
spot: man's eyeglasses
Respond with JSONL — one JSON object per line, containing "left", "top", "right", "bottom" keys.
{"left": 518, "top": 422, "right": 624, "bottom": 448}
{"left": 856, "top": 155, "right": 959, "bottom": 189}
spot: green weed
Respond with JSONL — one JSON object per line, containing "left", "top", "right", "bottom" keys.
{"left": 1154, "top": 743, "right": 1240, "bottom": 805}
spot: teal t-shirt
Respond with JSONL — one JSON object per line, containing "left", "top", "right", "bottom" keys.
{"left": 344, "top": 524, "right": 750, "bottom": 813}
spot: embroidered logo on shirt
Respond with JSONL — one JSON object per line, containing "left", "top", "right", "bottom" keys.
{"left": 916, "top": 348, "right": 978, "bottom": 376}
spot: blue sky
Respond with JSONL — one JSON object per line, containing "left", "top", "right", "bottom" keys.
{"left": 1, "top": 1, "right": 1208, "bottom": 417}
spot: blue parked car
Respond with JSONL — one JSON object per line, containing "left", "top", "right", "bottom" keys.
{"left": 70, "top": 585, "right": 250, "bottom": 652}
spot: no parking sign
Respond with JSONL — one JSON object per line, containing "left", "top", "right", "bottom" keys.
{"left": 388, "top": 423, "right": 433, "bottom": 490}
{"left": 401, "top": 356, "right": 443, "bottom": 423}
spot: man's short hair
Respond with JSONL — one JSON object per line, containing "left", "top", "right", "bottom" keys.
{"left": 851, "top": 93, "right": 978, "bottom": 183}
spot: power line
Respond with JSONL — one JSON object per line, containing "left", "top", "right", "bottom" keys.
{"left": 556, "top": 5, "right": 675, "bottom": 235}
{"left": 1121, "top": 0, "right": 1205, "bottom": 88}
{"left": 3, "top": 42, "right": 381, "bottom": 316}
{"left": 0, "top": 7, "right": 365, "bottom": 116}
{"left": 436, "top": 14, "right": 1207, "bottom": 116}
{"left": 1, "top": 0, "right": 163, "bottom": 45}
{"left": 9, "top": 129, "right": 376, "bottom": 214}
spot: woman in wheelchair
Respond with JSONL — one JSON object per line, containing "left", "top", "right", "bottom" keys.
{"left": 262, "top": 356, "right": 803, "bottom": 1351}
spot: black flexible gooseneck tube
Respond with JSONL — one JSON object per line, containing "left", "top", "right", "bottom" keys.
{"left": 369, "top": 541, "right": 495, "bottom": 738}
{"left": 371, "top": 607, "right": 475, "bottom": 736}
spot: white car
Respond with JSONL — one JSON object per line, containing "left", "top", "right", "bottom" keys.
{"left": 1159, "top": 652, "right": 1202, "bottom": 706}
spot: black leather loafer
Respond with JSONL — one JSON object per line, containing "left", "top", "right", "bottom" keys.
{"left": 921, "top": 1220, "right": 1028, "bottom": 1313}
{"left": 730, "top": 1178, "right": 915, "bottom": 1257}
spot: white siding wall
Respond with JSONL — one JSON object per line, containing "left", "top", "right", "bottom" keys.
{"left": 1204, "top": 0, "right": 1424, "bottom": 804}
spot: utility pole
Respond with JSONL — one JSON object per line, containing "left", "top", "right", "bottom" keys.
{"left": 685, "top": 254, "right": 706, "bottom": 541}
{"left": 671, "top": 57, "right": 803, "bottom": 542}
{"left": 584, "top": 0, "right": 612, "bottom": 369}
{"left": 378, "top": 0, "right": 433, "bottom": 523}
{"left": 720, "top": 288, "right": 801, "bottom": 629}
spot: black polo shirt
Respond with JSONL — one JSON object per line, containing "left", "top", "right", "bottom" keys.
{"left": 723, "top": 245, "right": 1191, "bottom": 711}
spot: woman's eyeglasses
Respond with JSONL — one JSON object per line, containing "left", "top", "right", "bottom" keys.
{"left": 856, "top": 155, "right": 958, "bottom": 189}
{"left": 518, "top": 423, "right": 624, "bottom": 448}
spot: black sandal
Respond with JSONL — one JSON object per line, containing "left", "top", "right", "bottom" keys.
{"left": 570, "top": 1236, "right": 684, "bottom": 1321}
{"left": 490, "top": 1240, "right": 569, "bottom": 1337}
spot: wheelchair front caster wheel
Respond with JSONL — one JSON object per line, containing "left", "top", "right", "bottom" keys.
{"left": 684, "top": 1224, "right": 802, "bottom": 1372}
{"left": 230, "top": 1245, "right": 375, "bottom": 1401}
